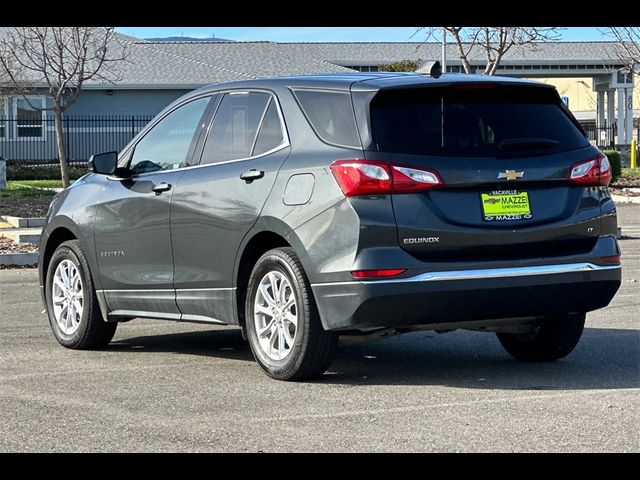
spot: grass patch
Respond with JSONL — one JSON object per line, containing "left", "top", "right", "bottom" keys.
{"left": 10, "top": 179, "right": 74, "bottom": 189}
{"left": 0, "top": 182, "right": 56, "bottom": 198}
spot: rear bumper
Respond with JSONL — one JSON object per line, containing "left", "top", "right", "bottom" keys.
{"left": 311, "top": 262, "right": 621, "bottom": 331}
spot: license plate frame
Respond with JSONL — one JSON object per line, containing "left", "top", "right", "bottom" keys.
{"left": 480, "top": 190, "right": 532, "bottom": 221}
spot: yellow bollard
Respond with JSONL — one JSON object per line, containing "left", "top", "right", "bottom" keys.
{"left": 632, "top": 139, "right": 637, "bottom": 170}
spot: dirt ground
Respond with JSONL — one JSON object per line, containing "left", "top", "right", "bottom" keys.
{"left": 0, "top": 196, "right": 53, "bottom": 218}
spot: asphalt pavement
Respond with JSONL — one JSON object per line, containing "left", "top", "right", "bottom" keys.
{"left": 0, "top": 205, "right": 638, "bottom": 452}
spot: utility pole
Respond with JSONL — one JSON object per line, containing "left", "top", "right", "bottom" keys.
{"left": 441, "top": 27, "right": 447, "bottom": 73}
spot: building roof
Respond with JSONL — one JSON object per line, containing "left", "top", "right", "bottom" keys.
{"left": 0, "top": 27, "right": 630, "bottom": 90}
{"left": 275, "top": 41, "right": 627, "bottom": 65}
{"left": 122, "top": 40, "right": 626, "bottom": 88}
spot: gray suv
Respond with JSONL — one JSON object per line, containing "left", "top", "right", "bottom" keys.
{"left": 38, "top": 72, "right": 621, "bottom": 380}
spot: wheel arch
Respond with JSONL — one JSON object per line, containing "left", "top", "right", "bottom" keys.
{"left": 40, "top": 225, "right": 78, "bottom": 289}
{"left": 234, "top": 229, "right": 292, "bottom": 334}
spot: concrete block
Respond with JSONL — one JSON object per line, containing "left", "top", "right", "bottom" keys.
{"left": 0, "top": 216, "right": 28, "bottom": 228}
{"left": 2, "top": 228, "right": 42, "bottom": 245}
{"left": 0, "top": 252, "right": 38, "bottom": 266}
{"left": 0, "top": 216, "right": 46, "bottom": 228}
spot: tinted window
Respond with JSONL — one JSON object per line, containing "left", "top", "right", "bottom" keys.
{"left": 253, "top": 99, "right": 284, "bottom": 156}
{"left": 370, "top": 86, "right": 589, "bottom": 157}
{"left": 294, "top": 90, "right": 360, "bottom": 148}
{"left": 130, "top": 97, "right": 210, "bottom": 174}
{"left": 201, "top": 92, "right": 271, "bottom": 165}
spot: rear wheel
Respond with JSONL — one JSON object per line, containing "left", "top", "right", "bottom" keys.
{"left": 245, "top": 247, "right": 337, "bottom": 381}
{"left": 497, "top": 313, "right": 585, "bottom": 362}
{"left": 46, "top": 240, "right": 117, "bottom": 349}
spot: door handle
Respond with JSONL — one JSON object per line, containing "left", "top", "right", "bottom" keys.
{"left": 152, "top": 182, "right": 172, "bottom": 194}
{"left": 240, "top": 169, "right": 264, "bottom": 182}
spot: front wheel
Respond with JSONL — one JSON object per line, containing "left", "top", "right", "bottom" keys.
{"left": 245, "top": 247, "right": 337, "bottom": 381}
{"left": 497, "top": 313, "right": 586, "bottom": 362}
{"left": 45, "top": 240, "right": 117, "bottom": 349}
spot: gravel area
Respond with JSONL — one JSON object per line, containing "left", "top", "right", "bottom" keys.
{"left": 610, "top": 187, "right": 640, "bottom": 197}
{"left": 0, "top": 236, "right": 39, "bottom": 254}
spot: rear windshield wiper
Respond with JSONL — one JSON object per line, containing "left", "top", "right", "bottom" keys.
{"left": 498, "top": 138, "right": 559, "bottom": 151}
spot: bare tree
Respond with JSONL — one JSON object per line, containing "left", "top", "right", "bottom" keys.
{"left": 415, "top": 27, "right": 561, "bottom": 75}
{"left": 0, "top": 45, "right": 26, "bottom": 97}
{"left": 609, "top": 27, "right": 640, "bottom": 69}
{"left": 0, "top": 27, "right": 127, "bottom": 187}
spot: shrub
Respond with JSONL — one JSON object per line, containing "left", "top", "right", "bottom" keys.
{"left": 379, "top": 59, "right": 422, "bottom": 72}
{"left": 602, "top": 150, "right": 622, "bottom": 184}
{"left": 6, "top": 162, "right": 88, "bottom": 181}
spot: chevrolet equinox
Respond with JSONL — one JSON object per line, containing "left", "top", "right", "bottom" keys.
{"left": 38, "top": 71, "right": 622, "bottom": 380}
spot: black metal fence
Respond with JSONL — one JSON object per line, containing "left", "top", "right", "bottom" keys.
{"left": 0, "top": 115, "right": 153, "bottom": 163}
{"left": 1, "top": 115, "right": 635, "bottom": 164}
{"left": 581, "top": 123, "right": 617, "bottom": 148}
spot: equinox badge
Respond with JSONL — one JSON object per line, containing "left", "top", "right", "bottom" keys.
{"left": 498, "top": 170, "right": 524, "bottom": 181}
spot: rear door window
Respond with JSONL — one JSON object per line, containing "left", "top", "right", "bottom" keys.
{"left": 370, "top": 86, "right": 589, "bottom": 157}
{"left": 201, "top": 92, "right": 271, "bottom": 165}
{"left": 293, "top": 89, "right": 360, "bottom": 148}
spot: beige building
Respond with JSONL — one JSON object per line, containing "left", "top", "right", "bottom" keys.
{"left": 534, "top": 77, "right": 639, "bottom": 115}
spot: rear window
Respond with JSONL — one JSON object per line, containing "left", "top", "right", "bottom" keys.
{"left": 293, "top": 89, "right": 360, "bottom": 148}
{"left": 370, "top": 85, "right": 589, "bottom": 157}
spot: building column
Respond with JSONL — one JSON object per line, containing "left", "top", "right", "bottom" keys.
{"left": 625, "top": 85, "right": 634, "bottom": 144}
{"left": 597, "top": 91, "right": 605, "bottom": 128}
{"left": 617, "top": 87, "right": 626, "bottom": 145}
{"left": 606, "top": 89, "right": 616, "bottom": 147}
{"left": 596, "top": 91, "right": 605, "bottom": 145}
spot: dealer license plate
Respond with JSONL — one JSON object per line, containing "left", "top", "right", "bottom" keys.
{"left": 481, "top": 190, "right": 532, "bottom": 221}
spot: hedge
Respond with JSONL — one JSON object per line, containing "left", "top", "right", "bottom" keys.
{"left": 6, "top": 163, "right": 89, "bottom": 181}
{"left": 602, "top": 150, "right": 622, "bottom": 184}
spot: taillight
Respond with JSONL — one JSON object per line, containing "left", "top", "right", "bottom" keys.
{"left": 330, "top": 159, "right": 443, "bottom": 197}
{"left": 329, "top": 160, "right": 391, "bottom": 197}
{"left": 391, "top": 165, "right": 442, "bottom": 192}
{"left": 569, "top": 154, "right": 611, "bottom": 186}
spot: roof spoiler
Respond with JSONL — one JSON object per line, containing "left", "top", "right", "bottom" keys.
{"left": 415, "top": 60, "right": 442, "bottom": 79}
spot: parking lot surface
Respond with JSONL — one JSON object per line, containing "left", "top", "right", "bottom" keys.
{"left": 0, "top": 205, "right": 638, "bottom": 452}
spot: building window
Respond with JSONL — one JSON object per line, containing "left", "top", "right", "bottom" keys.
{"left": 15, "top": 97, "right": 44, "bottom": 139}
{"left": 343, "top": 65, "right": 380, "bottom": 72}
{"left": 0, "top": 98, "right": 7, "bottom": 138}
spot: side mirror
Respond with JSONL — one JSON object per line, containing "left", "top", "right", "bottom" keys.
{"left": 88, "top": 151, "right": 118, "bottom": 175}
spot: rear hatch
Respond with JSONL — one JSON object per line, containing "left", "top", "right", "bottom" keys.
{"left": 363, "top": 82, "right": 603, "bottom": 262}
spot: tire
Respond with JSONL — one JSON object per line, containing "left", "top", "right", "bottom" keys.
{"left": 45, "top": 239, "right": 117, "bottom": 349}
{"left": 497, "top": 313, "right": 586, "bottom": 362}
{"left": 245, "top": 247, "right": 337, "bottom": 381}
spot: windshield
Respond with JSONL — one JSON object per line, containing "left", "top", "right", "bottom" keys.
{"left": 369, "top": 85, "right": 589, "bottom": 157}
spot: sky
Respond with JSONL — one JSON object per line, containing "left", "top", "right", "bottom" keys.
{"left": 115, "top": 27, "right": 613, "bottom": 43}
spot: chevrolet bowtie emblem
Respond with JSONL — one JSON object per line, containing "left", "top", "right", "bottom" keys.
{"left": 498, "top": 170, "right": 524, "bottom": 181}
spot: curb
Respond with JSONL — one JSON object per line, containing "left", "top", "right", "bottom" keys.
{"left": 0, "top": 216, "right": 47, "bottom": 228}
{"left": 611, "top": 195, "right": 640, "bottom": 205}
{"left": 0, "top": 252, "right": 37, "bottom": 266}
{"left": 1, "top": 228, "right": 42, "bottom": 245}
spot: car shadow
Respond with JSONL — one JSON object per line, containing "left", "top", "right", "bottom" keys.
{"left": 108, "top": 327, "right": 639, "bottom": 390}
{"left": 109, "top": 328, "right": 253, "bottom": 362}
{"left": 324, "top": 327, "right": 640, "bottom": 390}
